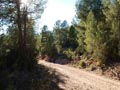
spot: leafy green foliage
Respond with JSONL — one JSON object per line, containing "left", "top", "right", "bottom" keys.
{"left": 67, "top": 26, "right": 78, "bottom": 49}
{"left": 102, "top": 0, "right": 120, "bottom": 61}
{"left": 75, "top": 0, "right": 120, "bottom": 65}
{"left": 0, "top": 65, "right": 61, "bottom": 90}
{"left": 40, "top": 25, "right": 57, "bottom": 61}
{"left": 53, "top": 20, "right": 69, "bottom": 54}
{"left": 84, "top": 9, "right": 109, "bottom": 64}
{"left": 79, "top": 60, "right": 86, "bottom": 68}
{"left": 1, "top": 0, "right": 120, "bottom": 89}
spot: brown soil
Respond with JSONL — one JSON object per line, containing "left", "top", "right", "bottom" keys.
{"left": 39, "top": 60, "right": 120, "bottom": 90}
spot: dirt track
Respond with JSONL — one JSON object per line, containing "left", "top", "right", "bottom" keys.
{"left": 38, "top": 60, "right": 120, "bottom": 90}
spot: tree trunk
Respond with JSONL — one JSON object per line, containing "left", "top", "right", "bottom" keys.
{"left": 16, "top": 0, "right": 23, "bottom": 52}
{"left": 23, "top": 7, "right": 27, "bottom": 50}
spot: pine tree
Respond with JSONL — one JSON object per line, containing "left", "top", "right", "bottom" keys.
{"left": 53, "top": 20, "right": 69, "bottom": 54}
{"left": 102, "top": 0, "right": 120, "bottom": 61}
{"left": 85, "top": 11, "right": 108, "bottom": 64}
{"left": 75, "top": 0, "right": 105, "bottom": 55}
{"left": 68, "top": 26, "right": 78, "bottom": 50}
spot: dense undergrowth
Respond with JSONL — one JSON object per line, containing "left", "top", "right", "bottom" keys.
{"left": 69, "top": 56, "right": 120, "bottom": 81}
{"left": 0, "top": 64, "right": 62, "bottom": 90}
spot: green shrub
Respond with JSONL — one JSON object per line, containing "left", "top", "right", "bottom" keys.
{"left": 79, "top": 60, "right": 86, "bottom": 68}
{"left": 64, "top": 49, "right": 78, "bottom": 60}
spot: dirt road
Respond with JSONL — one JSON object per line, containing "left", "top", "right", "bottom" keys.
{"left": 38, "top": 60, "right": 120, "bottom": 90}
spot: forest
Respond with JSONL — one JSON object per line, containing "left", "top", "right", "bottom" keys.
{"left": 40, "top": 0, "right": 120, "bottom": 65}
{"left": 1, "top": 0, "right": 120, "bottom": 90}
